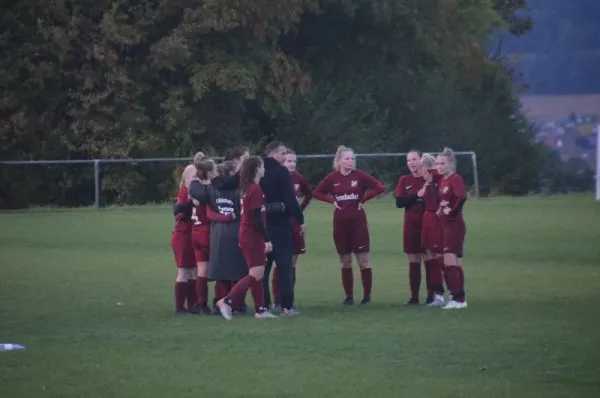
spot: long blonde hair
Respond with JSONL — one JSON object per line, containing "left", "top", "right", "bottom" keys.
{"left": 180, "top": 164, "right": 197, "bottom": 188}
{"left": 333, "top": 145, "right": 354, "bottom": 171}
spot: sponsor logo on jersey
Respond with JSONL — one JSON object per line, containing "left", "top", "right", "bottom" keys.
{"left": 351, "top": 180, "right": 358, "bottom": 187}
{"left": 335, "top": 193, "right": 359, "bottom": 201}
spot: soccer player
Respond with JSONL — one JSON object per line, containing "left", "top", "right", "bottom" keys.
{"left": 171, "top": 164, "right": 200, "bottom": 313}
{"left": 313, "top": 145, "right": 385, "bottom": 305}
{"left": 205, "top": 160, "right": 249, "bottom": 315}
{"left": 417, "top": 154, "right": 446, "bottom": 306}
{"left": 436, "top": 147, "right": 468, "bottom": 309}
{"left": 216, "top": 156, "right": 278, "bottom": 320}
{"left": 270, "top": 149, "right": 313, "bottom": 308}
{"left": 190, "top": 158, "right": 218, "bottom": 314}
{"left": 395, "top": 150, "right": 427, "bottom": 305}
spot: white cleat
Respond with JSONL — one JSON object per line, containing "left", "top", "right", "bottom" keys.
{"left": 255, "top": 310, "right": 278, "bottom": 319}
{"left": 281, "top": 308, "right": 300, "bottom": 317}
{"left": 426, "top": 295, "right": 446, "bottom": 307}
{"left": 442, "top": 300, "right": 467, "bottom": 310}
{"left": 217, "top": 299, "right": 233, "bottom": 321}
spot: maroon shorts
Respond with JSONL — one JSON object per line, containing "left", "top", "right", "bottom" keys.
{"left": 191, "top": 227, "right": 210, "bottom": 262}
{"left": 441, "top": 217, "right": 466, "bottom": 257}
{"left": 421, "top": 211, "right": 443, "bottom": 253}
{"left": 403, "top": 215, "right": 424, "bottom": 254}
{"left": 239, "top": 239, "right": 267, "bottom": 268}
{"left": 171, "top": 231, "right": 196, "bottom": 269}
{"left": 333, "top": 212, "right": 369, "bottom": 255}
{"left": 291, "top": 220, "right": 305, "bottom": 255}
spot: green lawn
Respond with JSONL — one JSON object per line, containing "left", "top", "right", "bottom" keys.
{"left": 1, "top": 196, "right": 599, "bottom": 398}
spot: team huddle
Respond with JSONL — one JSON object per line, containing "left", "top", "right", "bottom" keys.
{"left": 170, "top": 142, "right": 468, "bottom": 321}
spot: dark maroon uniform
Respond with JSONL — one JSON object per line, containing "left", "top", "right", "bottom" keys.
{"left": 420, "top": 175, "right": 443, "bottom": 253}
{"left": 239, "top": 183, "right": 267, "bottom": 268}
{"left": 291, "top": 171, "right": 312, "bottom": 255}
{"left": 314, "top": 170, "right": 385, "bottom": 255}
{"left": 395, "top": 174, "right": 426, "bottom": 254}
{"left": 438, "top": 174, "right": 467, "bottom": 257}
{"left": 191, "top": 202, "right": 210, "bottom": 262}
{"left": 171, "top": 186, "right": 196, "bottom": 268}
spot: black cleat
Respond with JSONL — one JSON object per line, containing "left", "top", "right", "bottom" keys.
{"left": 343, "top": 297, "right": 355, "bottom": 305}
{"left": 404, "top": 298, "right": 419, "bottom": 306}
{"left": 210, "top": 306, "right": 221, "bottom": 316}
{"left": 189, "top": 305, "right": 211, "bottom": 315}
{"left": 360, "top": 297, "right": 371, "bottom": 305}
{"left": 424, "top": 297, "right": 434, "bottom": 305}
{"left": 175, "top": 309, "right": 188, "bottom": 315}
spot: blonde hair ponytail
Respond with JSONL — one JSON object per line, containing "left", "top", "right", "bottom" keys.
{"left": 333, "top": 145, "right": 353, "bottom": 171}
{"left": 442, "top": 147, "right": 456, "bottom": 168}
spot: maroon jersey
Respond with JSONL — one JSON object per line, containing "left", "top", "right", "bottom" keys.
{"left": 291, "top": 171, "right": 313, "bottom": 210}
{"left": 438, "top": 173, "right": 467, "bottom": 219}
{"left": 313, "top": 169, "right": 385, "bottom": 217}
{"left": 239, "top": 183, "right": 267, "bottom": 242}
{"left": 423, "top": 182, "right": 439, "bottom": 212}
{"left": 395, "top": 174, "right": 426, "bottom": 217}
{"left": 173, "top": 186, "right": 192, "bottom": 233}
{"left": 191, "top": 202, "right": 210, "bottom": 230}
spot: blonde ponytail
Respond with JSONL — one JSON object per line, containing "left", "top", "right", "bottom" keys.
{"left": 442, "top": 147, "right": 456, "bottom": 168}
{"left": 333, "top": 145, "right": 353, "bottom": 170}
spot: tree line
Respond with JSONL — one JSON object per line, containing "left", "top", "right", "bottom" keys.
{"left": 0, "top": 0, "right": 567, "bottom": 208}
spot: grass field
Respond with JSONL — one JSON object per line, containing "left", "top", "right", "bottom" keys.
{"left": 1, "top": 196, "right": 600, "bottom": 397}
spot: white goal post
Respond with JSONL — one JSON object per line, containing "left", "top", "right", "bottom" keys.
{"left": 297, "top": 151, "right": 480, "bottom": 199}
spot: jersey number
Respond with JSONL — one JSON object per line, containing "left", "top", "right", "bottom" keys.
{"left": 191, "top": 207, "right": 201, "bottom": 225}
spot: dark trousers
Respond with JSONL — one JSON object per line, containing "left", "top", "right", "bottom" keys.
{"left": 263, "top": 223, "right": 294, "bottom": 309}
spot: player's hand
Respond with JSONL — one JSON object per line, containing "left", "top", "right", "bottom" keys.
{"left": 192, "top": 199, "right": 200, "bottom": 206}
{"left": 436, "top": 208, "right": 442, "bottom": 217}
{"left": 265, "top": 242, "right": 273, "bottom": 253}
{"left": 417, "top": 187, "right": 426, "bottom": 198}
{"left": 231, "top": 213, "right": 236, "bottom": 220}
{"left": 334, "top": 201, "right": 341, "bottom": 210}
{"left": 358, "top": 202, "right": 363, "bottom": 210}
{"left": 442, "top": 207, "right": 451, "bottom": 215}
{"left": 300, "top": 224, "right": 306, "bottom": 235}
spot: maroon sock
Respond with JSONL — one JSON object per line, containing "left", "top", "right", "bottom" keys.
{"left": 360, "top": 268, "right": 372, "bottom": 299}
{"left": 195, "top": 277, "right": 208, "bottom": 307}
{"left": 457, "top": 266, "right": 466, "bottom": 302}
{"left": 444, "top": 265, "right": 461, "bottom": 300}
{"left": 186, "top": 279, "right": 198, "bottom": 308}
{"left": 214, "top": 280, "right": 228, "bottom": 301}
{"left": 250, "top": 277, "right": 266, "bottom": 310}
{"left": 174, "top": 282, "right": 187, "bottom": 311}
{"left": 272, "top": 267, "right": 279, "bottom": 304}
{"left": 341, "top": 268, "right": 354, "bottom": 298}
{"left": 433, "top": 258, "right": 445, "bottom": 295}
{"left": 227, "top": 275, "right": 254, "bottom": 304}
{"left": 409, "top": 262, "right": 422, "bottom": 300}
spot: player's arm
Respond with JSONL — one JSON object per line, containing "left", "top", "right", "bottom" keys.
{"left": 360, "top": 172, "right": 385, "bottom": 203}
{"left": 395, "top": 176, "right": 418, "bottom": 208}
{"left": 447, "top": 176, "right": 467, "bottom": 216}
{"left": 313, "top": 174, "right": 335, "bottom": 204}
{"left": 206, "top": 205, "right": 234, "bottom": 222}
{"left": 299, "top": 177, "right": 313, "bottom": 210}
{"left": 281, "top": 169, "right": 304, "bottom": 225}
{"left": 188, "top": 180, "right": 210, "bottom": 204}
{"left": 252, "top": 208, "right": 270, "bottom": 242}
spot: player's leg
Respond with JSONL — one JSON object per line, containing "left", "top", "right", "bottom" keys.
{"left": 171, "top": 233, "right": 190, "bottom": 314}
{"left": 424, "top": 250, "right": 445, "bottom": 307}
{"left": 353, "top": 216, "right": 372, "bottom": 305}
{"left": 404, "top": 218, "right": 423, "bottom": 305}
{"left": 334, "top": 217, "right": 354, "bottom": 304}
{"left": 262, "top": 255, "right": 275, "bottom": 308}
{"left": 442, "top": 219, "right": 467, "bottom": 310}
{"left": 271, "top": 264, "right": 279, "bottom": 310}
{"left": 217, "top": 243, "right": 276, "bottom": 320}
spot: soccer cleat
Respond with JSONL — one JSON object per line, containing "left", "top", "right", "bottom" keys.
{"left": 442, "top": 300, "right": 467, "bottom": 310}
{"left": 343, "top": 297, "right": 355, "bottom": 305}
{"left": 210, "top": 306, "right": 221, "bottom": 316}
{"left": 360, "top": 297, "right": 370, "bottom": 305}
{"left": 271, "top": 303, "right": 281, "bottom": 313}
{"left": 174, "top": 309, "right": 188, "bottom": 315}
{"left": 255, "top": 308, "right": 278, "bottom": 319}
{"left": 404, "top": 298, "right": 419, "bottom": 306}
{"left": 425, "top": 294, "right": 445, "bottom": 307}
{"left": 281, "top": 308, "right": 300, "bottom": 316}
{"left": 189, "top": 305, "right": 211, "bottom": 315}
{"left": 216, "top": 299, "right": 233, "bottom": 321}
